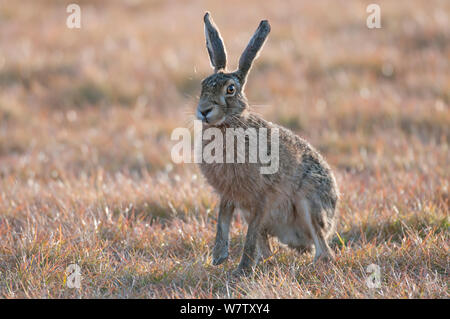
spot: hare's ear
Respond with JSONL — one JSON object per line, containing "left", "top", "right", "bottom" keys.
{"left": 204, "top": 12, "right": 227, "bottom": 72}
{"left": 237, "top": 20, "right": 270, "bottom": 84}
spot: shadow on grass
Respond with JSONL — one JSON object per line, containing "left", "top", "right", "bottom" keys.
{"left": 331, "top": 214, "right": 449, "bottom": 249}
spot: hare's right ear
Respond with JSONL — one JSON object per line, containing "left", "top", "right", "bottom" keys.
{"left": 204, "top": 12, "right": 227, "bottom": 72}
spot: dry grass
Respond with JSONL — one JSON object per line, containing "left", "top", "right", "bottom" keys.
{"left": 0, "top": 0, "right": 448, "bottom": 298}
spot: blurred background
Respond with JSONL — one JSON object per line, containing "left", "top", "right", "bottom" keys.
{"left": 1, "top": 0, "right": 448, "bottom": 178}
{"left": 0, "top": 0, "right": 448, "bottom": 298}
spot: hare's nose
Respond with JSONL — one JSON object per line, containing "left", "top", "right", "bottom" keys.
{"left": 200, "top": 108, "right": 212, "bottom": 118}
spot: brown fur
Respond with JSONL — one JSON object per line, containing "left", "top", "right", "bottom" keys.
{"left": 198, "top": 13, "right": 339, "bottom": 275}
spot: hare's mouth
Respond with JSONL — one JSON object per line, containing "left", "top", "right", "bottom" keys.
{"left": 212, "top": 116, "right": 226, "bottom": 126}
{"left": 201, "top": 115, "right": 226, "bottom": 127}
{"left": 196, "top": 104, "right": 225, "bottom": 125}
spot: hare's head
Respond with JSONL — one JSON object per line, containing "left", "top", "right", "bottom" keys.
{"left": 197, "top": 12, "right": 270, "bottom": 126}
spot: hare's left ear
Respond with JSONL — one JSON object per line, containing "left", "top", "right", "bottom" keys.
{"left": 204, "top": 12, "right": 227, "bottom": 72}
{"left": 236, "top": 20, "right": 271, "bottom": 85}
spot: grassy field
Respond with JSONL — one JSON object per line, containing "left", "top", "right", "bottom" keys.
{"left": 0, "top": 0, "right": 448, "bottom": 298}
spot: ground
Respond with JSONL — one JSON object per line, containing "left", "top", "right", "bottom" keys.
{"left": 0, "top": 0, "right": 448, "bottom": 298}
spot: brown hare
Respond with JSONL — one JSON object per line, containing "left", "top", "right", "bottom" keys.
{"left": 197, "top": 12, "right": 339, "bottom": 276}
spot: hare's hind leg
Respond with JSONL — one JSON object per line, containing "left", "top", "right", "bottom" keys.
{"left": 212, "top": 198, "right": 235, "bottom": 266}
{"left": 297, "top": 198, "right": 334, "bottom": 262}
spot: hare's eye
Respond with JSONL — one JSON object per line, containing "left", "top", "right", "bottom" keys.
{"left": 226, "top": 84, "right": 235, "bottom": 95}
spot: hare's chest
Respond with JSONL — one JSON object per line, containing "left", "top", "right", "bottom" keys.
{"left": 199, "top": 162, "right": 262, "bottom": 202}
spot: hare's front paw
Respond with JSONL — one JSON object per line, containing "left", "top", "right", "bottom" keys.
{"left": 212, "top": 243, "right": 229, "bottom": 265}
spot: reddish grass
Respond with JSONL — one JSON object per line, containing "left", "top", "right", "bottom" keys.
{"left": 0, "top": 0, "right": 448, "bottom": 298}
